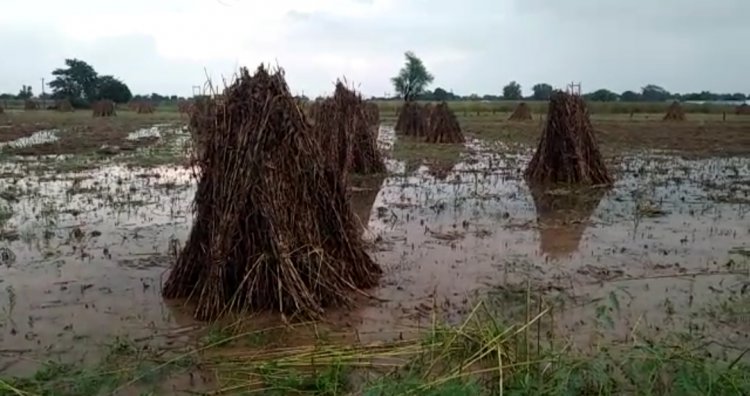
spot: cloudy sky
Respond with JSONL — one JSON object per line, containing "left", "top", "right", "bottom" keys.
{"left": 2, "top": 0, "right": 748, "bottom": 97}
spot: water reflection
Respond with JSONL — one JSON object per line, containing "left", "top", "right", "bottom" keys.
{"left": 350, "top": 175, "right": 385, "bottom": 231}
{"left": 529, "top": 185, "right": 608, "bottom": 259}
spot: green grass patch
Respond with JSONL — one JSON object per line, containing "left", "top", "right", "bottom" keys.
{"left": 392, "top": 137, "right": 464, "bottom": 164}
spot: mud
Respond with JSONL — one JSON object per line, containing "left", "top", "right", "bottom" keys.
{"left": 1, "top": 126, "right": 749, "bottom": 376}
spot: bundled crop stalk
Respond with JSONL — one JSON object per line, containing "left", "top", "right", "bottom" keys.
{"left": 525, "top": 92, "right": 612, "bottom": 185}
{"left": 736, "top": 103, "right": 750, "bottom": 115}
{"left": 508, "top": 102, "right": 532, "bottom": 121}
{"left": 24, "top": 100, "right": 39, "bottom": 111}
{"left": 92, "top": 100, "right": 116, "bottom": 117}
{"left": 363, "top": 102, "right": 380, "bottom": 130}
{"left": 56, "top": 99, "right": 74, "bottom": 112}
{"left": 424, "top": 102, "right": 464, "bottom": 144}
{"left": 163, "top": 66, "right": 381, "bottom": 320}
{"left": 177, "top": 100, "right": 193, "bottom": 114}
{"left": 395, "top": 101, "right": 427, "bottom": 137}
{"left": 663, "top": 101, "right": 685, "bottom": 121}
{"left": 136, "top": 101, "right": 155, "bottom": 114}
{"left": 310, "top": 83, "right": 385, "bottom": 175}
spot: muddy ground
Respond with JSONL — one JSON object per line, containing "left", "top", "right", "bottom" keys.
{"left": 0, "top": 110, "right": 749, "bottom": 393}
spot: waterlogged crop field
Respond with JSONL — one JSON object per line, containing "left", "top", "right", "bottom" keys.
{"left": 1, "top": 109, "right": 750, "bottom": 395}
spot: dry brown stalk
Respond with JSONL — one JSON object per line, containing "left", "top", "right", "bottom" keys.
{"left": 663, "top": 101, "right": 686, "bottom": 121}
{"left": 508, "top": 102, "right": 533, "bottom": 121}
{"left": 163, "top": 66, "right": 381, "bottom": 320}
{"left": 92, "top": 100, "right": 116, "bottom": 117}
{"left": 525, "top": 91, "right": 612, "bottom": 186}
{"left": 424, "top": 101, "right": 464, "bottom": 144}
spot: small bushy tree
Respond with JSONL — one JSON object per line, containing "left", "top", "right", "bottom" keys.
{"left": 97, "top": 76, "right": 132, "bottom": 103}
{"left": 391, "top": 51, "right": 434, "bottom": 101}
{"left": 531, "top": 83, "right": 553, "bottom": 101}
{"left": 503, "top": 81, "right": 522, "bottom": 100}
{"left": 17, "top": 85, "right": 33, "bottom": 99}
{"left": 586, "top": 89, "right": 619, "bottom": 102}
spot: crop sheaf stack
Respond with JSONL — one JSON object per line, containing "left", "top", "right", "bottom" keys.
{"left": 525, "top": 91, "right": 612, "bottom": 185}
{"left": 162, "top": 66, "right": 381, "bottom": 320}
{"left": 310, "top": 83, "right": 385, "bottom": 175}
{"left": 663, "top": 101, "right": 685, "bottom": 121}
{"left": 395, "top": 101, "right": 427, "bottom": 137}
{"left": 92, "top": 100, "right": 116, "bottom": 117}
{"left": 424, "top": 102, "right": 464, "bottom": 143}
{"left": 508, "top": 102, "right": 532, "bottom": 121}
{"left": 364, "top": 102, "right": 380, "bottom": 131}
{"left": 735, "top": 103, "right": 750, "bottom": 115}
{"left": 136, "top": 101, "right": 155, "bottom": 114}
{"left": 57, "top": 99, "right": 74, "bottom": 112}
{"left": 24, "top": 100, "right": 39, "bottom": 111}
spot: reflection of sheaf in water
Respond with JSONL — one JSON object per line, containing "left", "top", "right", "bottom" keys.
{"left": 350, "top": 175, "right": 386, "bottom": 232}
{"left": 529, "top": 186, "right": 607, "bottom": 259}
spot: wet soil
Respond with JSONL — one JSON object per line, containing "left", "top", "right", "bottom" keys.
{"left": 463, "top": 116, "right": 750, "bottom": 157}
{"left": 0, "top": 112, "right": 182, "bottom": 156}
{"left": 1, "top": 120, "right": 749, "bottom": 380}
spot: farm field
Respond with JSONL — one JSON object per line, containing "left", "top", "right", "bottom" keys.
{"left": 1, "top": 106, "right": 750, "bottom": 395}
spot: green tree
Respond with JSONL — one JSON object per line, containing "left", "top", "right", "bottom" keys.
{"left": 16, "top": 85, "right": 33, "bottom": 99}
{"left": 586, "top": 89, "right": 619, "bottom": 102}
{"left": 531, "top": 83, "right": 553, "bottom": 101}
{"left": 620, "top": 90, "right": 641, "bottom": 102}
{"left": 433, "top": 87, "right": 451, "bottom": 101}
{"left": 502, "top": 81, "right": 522, "bottom": 100}
{"left": 391, "top": 51, "right": 434, "bottom": 101}
{"left": 641, "top": 84, "right": 670, "bottom": 102}
{"left": 97, "top": 76, "right": 132, "bottom": 103}
{"left": 49, "top": 59, "right": 99, "bottom": 107}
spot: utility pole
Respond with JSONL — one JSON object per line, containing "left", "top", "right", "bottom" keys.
{"left": 567, "top": 81, "right": 582, "bottom": 96}
{"left": 41, "top": 78, "right": 45, "bottom": 107}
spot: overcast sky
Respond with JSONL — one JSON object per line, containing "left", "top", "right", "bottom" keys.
{"left": 2, "top": 0, "right": 749, "bottom": 97}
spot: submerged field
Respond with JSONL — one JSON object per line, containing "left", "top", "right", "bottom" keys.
{"left": 0, "top": 107, "right": 750, "bottom": 395}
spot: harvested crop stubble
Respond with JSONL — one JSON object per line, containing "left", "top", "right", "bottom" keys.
{"left": 92, "top": 100, "right": 116, "bottom": 117}
{"left": 395, "top": 101, "right": 427, "bottom": 137}
{"left": 424, "top": 101, "right": 464, "bottom": 143}
{"left": 508, "top": 102, "right": 533, "bottom": 121}
{"left": 525, "top": 92, "right": 612, "bottom": 185}
{"left": 663, "top": 101, "right": 686, "bottom": 121}
{"left": 163, "top": 66, "right": 381, "bottom": 320}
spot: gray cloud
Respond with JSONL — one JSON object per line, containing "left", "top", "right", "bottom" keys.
{"left": 1, "top": 0, "right": 748, "bottom": 97}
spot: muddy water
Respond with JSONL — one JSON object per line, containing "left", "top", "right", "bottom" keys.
{"left": 0, "top": 165, "right": 196, "bottom": 374}
{"left": 1, "top": 126, "right": 749, "bottom": 374}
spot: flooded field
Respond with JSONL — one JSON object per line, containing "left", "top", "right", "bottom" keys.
{"left": 0, "top": 113, "right": 749, "bottom": 394}
{"left": 1, "top": 120, "right": 749, "bottom": 379}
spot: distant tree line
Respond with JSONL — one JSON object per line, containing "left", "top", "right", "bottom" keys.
{"left": 374, "top": 81, "right": 748, "bottom": 103}
{"left": 4, "top": 55, "right": 748, "bottom": 105}
{"left": 0, "top": 59, "right": 188, "bottom": 108}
